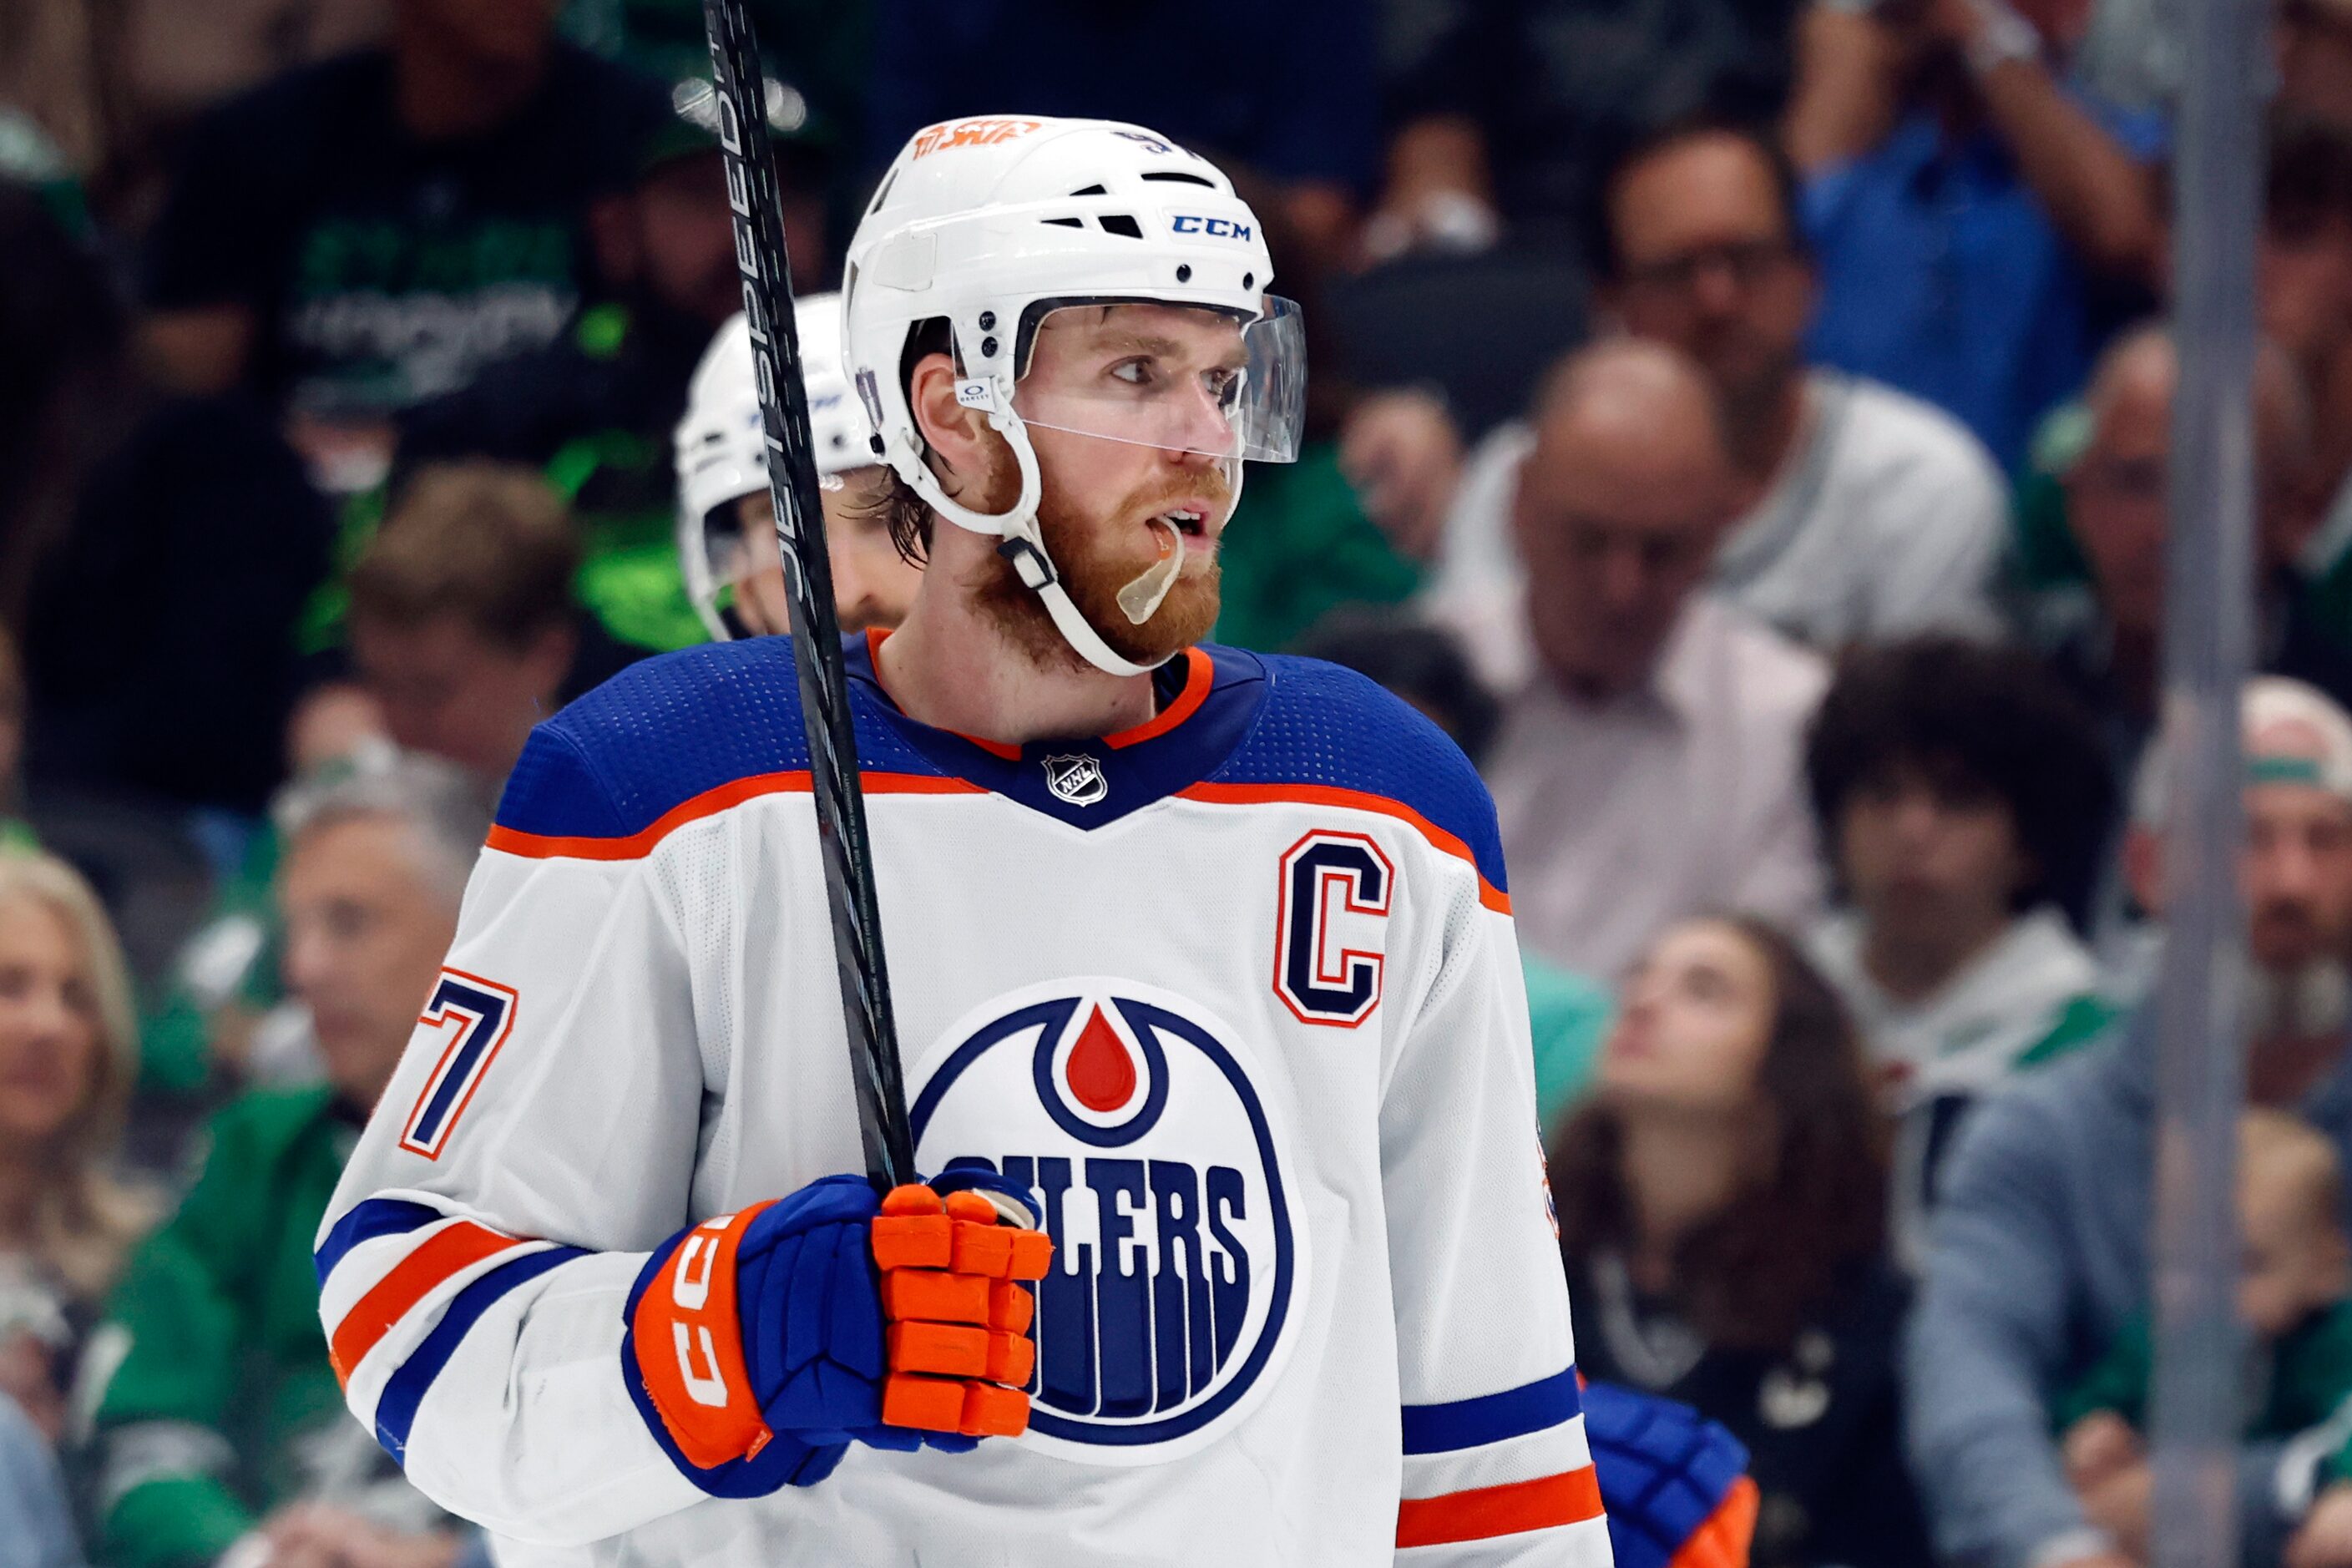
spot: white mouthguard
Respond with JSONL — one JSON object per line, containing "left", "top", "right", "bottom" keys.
{"left": 1116, "top": 519, "right": 1186, "bottom": 625}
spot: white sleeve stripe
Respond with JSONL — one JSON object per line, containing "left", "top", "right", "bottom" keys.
{"left": 1401, "top": 1413, "right": 1594, "bottom": 1500}
{"left": 338, "top": 1237, "right": 563, "bottom": 1426}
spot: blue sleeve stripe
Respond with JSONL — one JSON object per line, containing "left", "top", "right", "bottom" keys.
{"left": 315, "top": 1198, "right": 443, "bottom": 1288}
{"left": 372, "top": 1245, "right": 585, "bottom": 1464}
{"left": 1402, "top": 1365, "right": 1584, "bottom": 1454}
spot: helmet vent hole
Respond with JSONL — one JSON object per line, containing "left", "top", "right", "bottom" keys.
{"left": 1098, "top": 214, "right": 1144, "bottom": 240}
{"left": 1041, "top": 216, "right": 1084, "bottom": 229}
{"left": 867, "top": 170, "right": 898, "bottom": 214}
{"left": 1243, "top": 271, "right": 1255, "bottom": 289}
{"left": 1176, "top": 263, "right": 1192, "bottom": 283}
{"left": 1141, "top": 172, "right": 1214, "bottom": 186}
{"left": 1069, "top": 184, "right": 1109, "bottom": 196}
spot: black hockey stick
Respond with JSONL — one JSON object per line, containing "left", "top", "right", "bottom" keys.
{"left": 702, "top": 0, "right": 916, "bottom": 1191}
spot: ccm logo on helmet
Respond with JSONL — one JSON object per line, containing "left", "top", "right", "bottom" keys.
{"left": 1273, "top": 832, "right": 1393, "bottom": 1027}
{"left": 1171, "top": 214, "right": 1254, "bottom": 243}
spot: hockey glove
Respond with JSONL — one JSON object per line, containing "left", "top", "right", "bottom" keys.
{"left": 1583, "top": 1380, "right": 1758, "bottom": 1568}
{"left": 622, "top": 1171, "right": 1050, "bottom": 1496}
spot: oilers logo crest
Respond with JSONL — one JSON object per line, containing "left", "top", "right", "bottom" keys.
{"left": 909, "top": 978, "right": 1308, "bottom": 1465}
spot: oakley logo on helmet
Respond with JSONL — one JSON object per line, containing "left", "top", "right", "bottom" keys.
{"left": 912, "top": 117, "right": 1044, "bottom": 159}
{"left": 1171, "top": 215, "right": 1254, "bottom": 243}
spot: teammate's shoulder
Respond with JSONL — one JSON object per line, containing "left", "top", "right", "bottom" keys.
{"left": 1204, "top": 650, "right": 1505, "bottom": 891}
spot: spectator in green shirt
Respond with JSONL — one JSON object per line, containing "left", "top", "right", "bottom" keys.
{"left": 90, "top": 755, "right": 489, "bottom": 1568}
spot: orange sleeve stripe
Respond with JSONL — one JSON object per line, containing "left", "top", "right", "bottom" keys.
{"left": 1395, "top": 1464, "right": 1605, "bottom": 1549}
{"left": 329, "top": 1221, "right": 525, "bottom": 1388}
{"left": 484, "top": 770, "right": 986, "bottom": 861}
{"left": 1176, "top": 781, "right": 1513, "bottom": 913}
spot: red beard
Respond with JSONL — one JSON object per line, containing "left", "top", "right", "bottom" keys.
{"left": 974, "top": 471, "right": 1230, "bottom": 671}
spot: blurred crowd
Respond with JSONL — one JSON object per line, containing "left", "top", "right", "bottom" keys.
{"left": 7, "top": 0, "right": 2352, "bottom": 1565}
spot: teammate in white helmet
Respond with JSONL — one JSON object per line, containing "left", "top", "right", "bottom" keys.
{"left": 317, "top": 116, "right": 1602, "bottom": 1566}
{"left": 675, "top": 293, "right": 923, "bottom": 638}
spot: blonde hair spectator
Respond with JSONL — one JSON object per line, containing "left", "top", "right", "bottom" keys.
{"left": 0, "top": 850, "right": 153, "bottom": 1304}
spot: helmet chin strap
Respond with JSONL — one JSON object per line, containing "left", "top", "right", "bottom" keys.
{"left": 900, "top": 409, "right": 1175, "bottom": 680}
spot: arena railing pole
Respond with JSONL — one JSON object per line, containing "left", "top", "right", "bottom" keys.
{"left": 2147, "top": 0, "right": 2267, "bottom": 1554}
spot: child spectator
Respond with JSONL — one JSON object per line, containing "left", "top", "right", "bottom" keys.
{"left": 2053, "top": 1110, "right": 2352, "bottom": 1565}
{"left": 1802, "top": 637, "right": 2118, "bottom": 1260}
{"left": 1552, "top": 913, "right": 1929, "bottom": 1568}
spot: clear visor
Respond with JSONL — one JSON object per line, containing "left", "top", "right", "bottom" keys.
{"left": 688, "top": 481, "right": 835, "bottom": 635}
{"left": 1010, "top": 296, "right": 1305, "bottom": 464}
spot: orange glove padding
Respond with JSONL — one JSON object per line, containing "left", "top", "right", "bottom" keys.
{"left": 868, "top": 1185, "right": 1053, "bottom": 1438}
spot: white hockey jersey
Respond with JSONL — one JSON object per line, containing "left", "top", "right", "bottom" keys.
{"left": 316, "top": 632, "right": 1606, "bottom": 1566}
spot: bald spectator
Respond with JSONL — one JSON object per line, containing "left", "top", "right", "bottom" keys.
{"left": 1599, "top": 118, "right": 2007, "bottom": 650}
{"left": 2031, "top": 324, "right": 2344, "bottom": 771}
{"left": 1482, "top": 341, "right": 1829, "bottom": 979}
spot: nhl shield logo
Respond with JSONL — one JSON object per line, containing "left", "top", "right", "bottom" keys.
{"left": 910, "top": 979, "right": 1308, "bottom": 1465}
{"left": 1043, "top": 752, "right": 1108, "bottom": 807}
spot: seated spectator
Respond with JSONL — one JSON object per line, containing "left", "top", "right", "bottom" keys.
{"left": 1422, "top": 116, "right": 2014, "bottom": 658}
{"left": 1909, "top": 676, "right": 2352, "bottom": 1568}
{"left": 1292, "top": 606, "right": 1614, "bottom": 1126}
{"left": 1552, "top": 913, "right": 1930, "bottom": 1567}
{"left": 2015, "top": 119, "right": 2352, "bottom": 665}
{"left": 0, "top": 852, "right": 154, "bottom": 1447}
{"left": 397, "top": 107, "right": 743, "bottom": 655}
{"left": 1803, "top": 637, "right": 2117, "bottom": 1259}
{"left": 2024, "top": 325, "right": 2343, "bottom": 771}
{"left": 90, "top": 756, "right": 488, "bottom": 1568}
{"left": 139, "top": 0, "right": 668, "bottom": 488}
{"left": 343, "top": 461, "right": 640, "bottom": 795}
{"left": 1783, "top": 0, "right": 2165, "bottom": 468}
{"left": 1479, "top": 341, "right": 1826, "bottom": 979}
{"left": 1600, "top": 117, "right": 2007, "bottom": 649}
{"left": 675, "top": 296, "right": 924, "bottom": 642}
{"left": 2055, "top": 1110, "right": 2352, "bottom": 1566}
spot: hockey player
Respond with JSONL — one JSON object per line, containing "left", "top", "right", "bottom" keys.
{"left": 316, "top": 115, "right": 1602, "bottom": 1565}
{"left": 675, "top": 294, "right": 923, "bottom": 640}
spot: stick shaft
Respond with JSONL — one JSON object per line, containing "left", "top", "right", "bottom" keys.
{"left": 702, "top": 0, "right": 916, "bottom": 1188}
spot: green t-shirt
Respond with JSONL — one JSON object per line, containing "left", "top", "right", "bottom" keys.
{"left": 1211, "top": 443, "right": 1420, "bottom": 653}
{"left": 2056, "top": 1301, "right": 2352, "bottom": 1485}
{"left": 90, "top": 1088, "right": 400, "bottom": 1568}
{"left": 1524, "top": 953, "right": 1612, "bottom": 1130}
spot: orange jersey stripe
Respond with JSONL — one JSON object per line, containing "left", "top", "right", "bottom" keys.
{"left": 1395, "top": 1464, "right": 1605, "bottom": 1549}
{"left": 1176, "top": 782, "right": 1512, "bottom": 914}
{"left": 484, "top": 771, "right": 986, "bottom": 861}
{"left": 330, "top": 1222, "right": 524, "bottom": 1388}
{"left": 1105, "top": 648, "right": 1214, "bottom": 749}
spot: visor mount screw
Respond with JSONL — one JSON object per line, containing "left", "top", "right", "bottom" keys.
{"left": 981, "top": 335, "right": 999, "bottom": 358}
{"left": 978, "top": 311, "right": 996, "bottom": 331}
{"left": 1176, "top": 263, "right": 1192, "bottom": 283}
{"left": 1243, "top": 271, "right": 1255, "bottom": 290}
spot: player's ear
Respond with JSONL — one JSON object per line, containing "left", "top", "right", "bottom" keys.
{"left": 908, "top": 351, "right": 998, "bottom": 490}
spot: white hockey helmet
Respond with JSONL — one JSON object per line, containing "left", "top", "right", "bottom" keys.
{"left": 674, "top": 293, "right": 873, "bottom": 640}
{"left": 842, "top": 115, "right": 1306, "bottom": 675}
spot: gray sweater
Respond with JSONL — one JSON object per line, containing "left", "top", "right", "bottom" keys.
{"left": 1907, "top": 1009, "right": 2352, "bottom": 1568}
